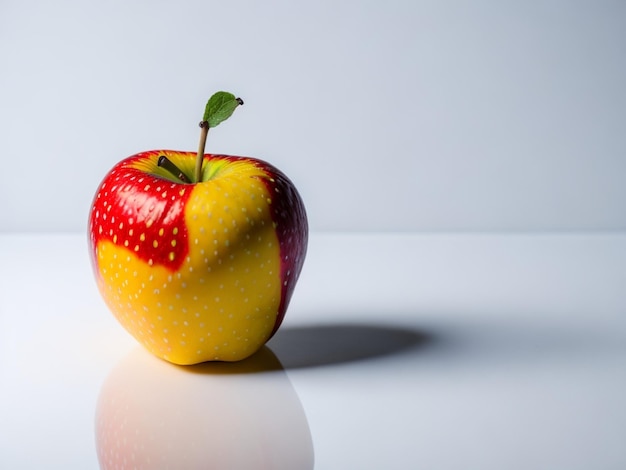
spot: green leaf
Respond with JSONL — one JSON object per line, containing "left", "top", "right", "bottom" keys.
{"left": 203, "top": 91, "right": 243, "bottom": 128}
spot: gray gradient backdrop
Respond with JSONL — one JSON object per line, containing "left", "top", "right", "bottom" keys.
{"left": 1, "top": 0, "right": 624, "bottom": 232}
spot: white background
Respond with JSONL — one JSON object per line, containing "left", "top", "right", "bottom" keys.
{"left": 2, "top": 3, "right": 626, "bottom": 467}
{"left": 1, "top": 0, "right": 625, "bottom": 233}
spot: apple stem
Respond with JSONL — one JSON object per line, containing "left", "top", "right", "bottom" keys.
{"left": 195, "top": 93, "right": 244, "bottom": 182}
{"left": 195, "top": 121, "right": 210, "bottom": 183}
{"left": 158, "top": 155, "right": 191, "bottom": 184}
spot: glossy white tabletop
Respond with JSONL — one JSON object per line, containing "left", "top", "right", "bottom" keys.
{"left": 1, "top": 232, "right": 625, "bottom": 469}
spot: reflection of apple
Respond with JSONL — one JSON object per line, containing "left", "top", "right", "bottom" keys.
{"left": 95, "top": 347, "right": 314, "bottom": 469}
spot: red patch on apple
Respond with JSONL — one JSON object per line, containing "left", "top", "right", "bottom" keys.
{"left": 252, "top": 160, "right": 308, "bottom": 334}
{"left": 89, "top": 159, "right": 192, "bottom": 272}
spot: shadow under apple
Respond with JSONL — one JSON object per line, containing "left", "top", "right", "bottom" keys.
{"left": 95, "top": 347, "right": 314, "bottom": 470}
{"left": 267, "top": 322, "right": 434, "bottom": 369}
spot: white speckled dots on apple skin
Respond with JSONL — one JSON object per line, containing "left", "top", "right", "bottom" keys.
{"left": 96, "top": 173, "right": 282, "bottom": 364}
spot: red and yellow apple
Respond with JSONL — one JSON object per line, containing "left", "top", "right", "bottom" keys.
{"left": 88, "top": 93, "right": 308, "bottom": 364}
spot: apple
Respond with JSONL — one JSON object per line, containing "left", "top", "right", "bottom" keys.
{"left": 88, "top": 92, "right": 308, "bottom": 364}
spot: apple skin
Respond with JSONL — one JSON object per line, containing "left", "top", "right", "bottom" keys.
{"left": 88, "top": 150, "right": 307, "bottom": 364}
